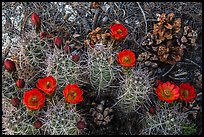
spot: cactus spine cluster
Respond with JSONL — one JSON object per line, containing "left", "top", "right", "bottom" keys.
{"left": 87, "top": 44, "right": 115, "bottom": 96}
{"left": 116, "top": 66, "right": 152, "bottom": 113}
{"left": 40, "top": 98, "right": 81, "bottom": 135}
{"left": 2, "top": 33, "right": 82, "bottom": 135}
{"left": 140, "top": 100, "right": 190, "bottom": 135}
{"left": 45, "top": 49, "right": 83, "bottom": 93}
{"left": 2, "top": 98, "right": 41, "bottom": 135}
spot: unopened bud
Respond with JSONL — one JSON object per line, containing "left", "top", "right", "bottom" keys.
{"left": 72, "top": 55, "right": 80, "bottom": 62}
{"left": 10, "top": 98, "right": 21, "bottom": 108}
{"left": 4, "top": 59, "right": 16, "bottom": 72}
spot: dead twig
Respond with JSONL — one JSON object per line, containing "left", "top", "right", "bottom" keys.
{"left": 168, "top": 75, "right": 189, "bottom": 81}
{"left": 20, "top": 11, "right": 32, "bottom": 36}
{"left": 2, "top": 44, "right": 12, "bottom": 66}
{"left": 92, "top": 9, "right": 101, "bottom": 30}
{"left": 184, "top": 58, "right": 201, "bottom": 69}
{"left": 137, "top": 2, "right": 147, "bottom": 35}
{"left": 162, "top": 64, "right": 175, "bottom": 77}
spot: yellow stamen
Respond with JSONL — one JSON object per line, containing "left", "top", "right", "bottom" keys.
{"left": 117, "top": 29, "right": 123, "bottom": 34}
{"left": 183, "top": 90, "right": 189, "bottom": 98}
{"left": 46, "top": 82, "right": 51, "bottom": 88}
{"left": 163, "top": 90, "right": 170, "bottom": 97}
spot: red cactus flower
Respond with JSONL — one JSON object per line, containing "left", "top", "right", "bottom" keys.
{"left": 4, "top": 59, "right": 16, "bottom": 72}
{"left": 33, "top": 120, "right": 43, "bottom": 129}
{"left": 179, "top": 82, "right": 197, "bottom": 102}
{"left": 63, "top": 84, "right": 83, "bottom": 104}
{"left": 72, "top": 54, "right": 80, "bottom": 62}
{"left": 10, "top": 98, "right": 21, "bottom": 108}
{"left": 117, "top": 49, "right": 136, "bottom": 67}
{"left": 23, "top": 88, "right": 45, "bottom": 110}
{"left": 16, "top": 79, "right": 25, "bottom": 88}
{"left": 110, "top": 23, "right": 128, "bottom": 40}
{"left": 40, "top": 32, "right": 47, "bottom": 39}
{"left": 54, "top": 36, "right": 63, "bottom": 47}
{"left": 36, "top": 76, "right": 57, "bottom": 96}
{"left": 155, "top": 81, "right": 180, "bottom": 103}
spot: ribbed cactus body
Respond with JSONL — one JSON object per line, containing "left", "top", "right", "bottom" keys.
{"left": 24, "top": 39, "right": 46, "bottom": 68}
{"left": 41, "top": 99, "right": 80, "bottom": 135}
{"left": 45, "top": 49, "right": 84, "bottom": 94}
{"left": 2, "top": 97, "right": 81, "bottom": 135}
{"left": 2, "top": 98, "right": 41, "bottom": 135}
{"left": 87, "top": 44, "right": 114, "bottom": 95}
{"left": 117, "top": 67, "right": 152, "bottom": 113}
{"left": 2, "top": 72, "right": 17, "bottom": 98}
{"left": 140, "top": 100, "right": 190, "bottom": 135}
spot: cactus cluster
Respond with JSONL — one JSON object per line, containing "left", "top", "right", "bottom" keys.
{"left": 140, "top": 100, "right": 191, "bottom": 135}
{"left": 24, "top": 38, "right": 46, "bottom": 69}
{"left": 45, "top": 49, "right": 85, "bottom": 93}
{"left": 2, "top": 31, "right": 83, "bottom": 135}
{"left": 2, "top": 4, "right": 201, "bottom": 135}
{"left": 2, "top": 97, "right": 82, "bottom": 135}
{"left": 2, "top": 98, "right": 41, "bottom": 135}
{"left": 116, "top": 66, "right": 152, "bottom": 113}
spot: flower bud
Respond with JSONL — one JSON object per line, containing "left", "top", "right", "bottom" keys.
{"left": 90, "top": 44, "right": 95, "bottom": 49}
{"left": 155, "top": 79, "right": 163, "bottom": 87}
{"left": 40, "top": 32, "right": 47, "bottom": 39}
{"left": 72, "top": 55, "right": 80, "bottom": 62}
{"left": 149, "top": 106, "right": 156, "bottom": 115}
{"left": 54, "top": 36, "right": 63, "bottom": 48}
{"left": 16, "top": 79, "right": 25, "bottom": 88}
{"left": 76, "top": 121, "right": 86, "bottom": 129}
{"left": 33, "top": 120, "right": 43, "bottom": 129}
{"left": 31, "top": 12, "right": 41, "bottom": 27}
{"left": 4, "top": 59, "right": 16, "bottom": 72}
{"left": 10, "top": 98, "right": 21, "bottom": 108}
{"left": 63, "top": 44, "right": 71, "bottom": 54}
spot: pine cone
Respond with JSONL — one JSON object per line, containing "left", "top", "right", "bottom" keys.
{"left": 85, "top": 27, "right": 112, "bottom": 47}
{"left": 179, "top": 26, "right": 198, "bottom": 49}
{"left": 194, "top": 70, "right": 202, "bottom": 89}
{"left": 153, "top": 13, "right": 181, "bottom": 42}
{"left": 157, "top": 40, "right": 183, "bottom": 64}
{"left": 89, "top": 100, "right": 114, "bottom": 126}
{"left": 137, "top": 52, "right": 158, "bottom": 69}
